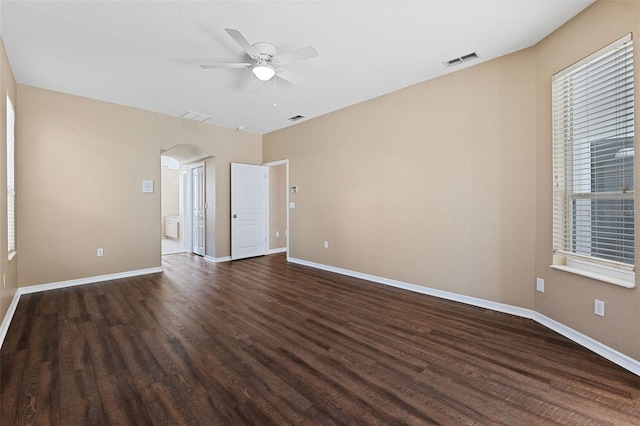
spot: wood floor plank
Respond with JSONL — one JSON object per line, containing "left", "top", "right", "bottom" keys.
{"left": 0, "top": 349, "right": 27, "bottom": 424}
{"left": 59, "top": 365, "right": 106, "bottom": 425}
{"left": 137, "top": 322, "right": 248, "bottom": 424}
{"left": 94, "top": 372, "right": 154, "bottom": 425}
{"left": 1, "top": 296, "right": 36, "bottom": 355}
{"left": 2, "top": 252, "right": 640, "bottom": 425}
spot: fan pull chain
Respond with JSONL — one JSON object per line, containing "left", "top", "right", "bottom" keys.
{"left": 273, "top": 74, "right": 278, "bottom": 107}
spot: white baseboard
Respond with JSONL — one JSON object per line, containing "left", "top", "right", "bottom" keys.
{"left": 288, "top": 257, "right": 536, "bottom": 319}
{"left": 0, "top": 266, "right": 163, "bottom": 350}
{"left": 3, "top": 256, "right": 639, "bottom": 376}
{"left": 268, "top": 247, "right": 287, "bottom": 255}
{"left": 19, "top": 267, "right": 164, "bottom": 295}
{"left": 288, "top": 257, "right": 640, "bottom": 377}
{"left": 205, "top": 255, "right": 231, "bottom": 263}
{"left": 0, "top": 290, "right": 21, "bottom": 349}
{"left": 534, "top": 312, "right": 640, "bottom": 376}
{"left": 205, "top": 251, "right": 284, "bottom": 263}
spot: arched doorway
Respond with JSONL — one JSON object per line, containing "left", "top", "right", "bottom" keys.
{"left": 161, "top": 144, "right": 213, "bottom": 257}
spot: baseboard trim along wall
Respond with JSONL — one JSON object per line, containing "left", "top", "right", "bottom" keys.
{"left": 268, "top": 247, "right": 287, "bottom": 255}
{"left": 287, "top": 256, "right": 640, "bottom": 377}
{"left": 0, "top": 290, "right": 21, "bottom": 350}
{"left": 205, "top": 255, "right": 231, "bottom": 263}
{"left": 2, "top": 256, "right": 638, "bottom": 377}
{"left": 532, "top": 312, "right": 640, "bottom": 377}
{"left": 19, "top": 267, "right": 164, "bottom": 295}
{"left": 0, "top": 266, "right": 163, "bottom": 349}
{"left": 205, "top": 251, "right": 285, "bottom": 263}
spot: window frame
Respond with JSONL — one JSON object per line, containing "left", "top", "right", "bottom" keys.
{"left": 7, "top": 94, "right": 15, "bottom": 261}
{"left": 551, "top": 34, "right": 635, "bottom": 288}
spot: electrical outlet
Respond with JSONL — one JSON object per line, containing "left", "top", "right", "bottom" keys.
{"left": 594, "top": 299, "right": 605, "bottom": 317}
{"left": 536, "top": 278, "right": 544, "bottom": 292}
{"left": 323, "top": 240, "right": 329, "bottom": 249}
{"left": 276, "top": 231, "right": 280, "bottom": 238}
{"left": 97, "top": 248, "right": 104, "bottom": 257}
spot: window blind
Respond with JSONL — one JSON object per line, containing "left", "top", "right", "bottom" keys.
{"left": 552, "top": 34, "right": 635, "bottom": 272}
{"left": 7, "top": 95, "right": 15, "bottom": 255}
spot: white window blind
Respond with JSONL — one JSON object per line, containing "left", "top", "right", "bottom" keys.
{"left": 7, "top": 95, "right": 15, "bottom": 256}
{"left": 553, "top": 35, "right": 635, "bottom": 276}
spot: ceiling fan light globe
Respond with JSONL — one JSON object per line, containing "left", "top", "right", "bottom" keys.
{"left": 252, "top": 64, "right": 276, "bottom": 81}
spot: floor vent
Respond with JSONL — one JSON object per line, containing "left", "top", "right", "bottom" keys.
{"left": 444, "top": 52, "right": 480, "bottom": 68}
{"left": 288, "top": 115, "right": 305, "bottom": 121}
{"left": 181, "top": 111, "right": 211, "bottom": 122}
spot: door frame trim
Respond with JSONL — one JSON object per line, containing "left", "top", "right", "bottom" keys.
{"left": 188, "top": 161, "right": 206, "bottom": 256}
{"left": 263, "top": 159, "right": 289, "bottom": 258}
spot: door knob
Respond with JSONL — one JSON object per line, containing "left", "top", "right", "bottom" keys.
{"left": 233, "top": 214, "right": 237, "bottom": 218}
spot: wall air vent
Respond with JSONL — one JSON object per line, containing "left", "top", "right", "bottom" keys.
{"left": 288, "top": 115, "right": 306, "bottom": 121}
{"left": 444, "top": 52, "right": 480, "bottom": 68}
{"left": 181, "top": 111, "right": 211, "bottom": 122}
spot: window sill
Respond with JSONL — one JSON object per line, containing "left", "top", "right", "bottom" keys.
{"left": 8, "top": 250, "right": 16, "bottom": 261}
{"left": 550, "top": 264, "right": 635, "bottom": 288}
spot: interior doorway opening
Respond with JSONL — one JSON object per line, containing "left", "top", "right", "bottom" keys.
{"left": 160, "top": 144, "right": 213, "bottom": 258}
{"left": 264, "top": 159, "right": 289, "bottom": 257}
{"left": 161, "top": 156, "right": 185, "bottom": 255}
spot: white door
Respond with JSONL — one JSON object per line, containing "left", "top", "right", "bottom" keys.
{"left": 231, "top": 163, "right": 267, "bottom": 260}
{"left": 192, "top": 166, "right": 205, "bottom": 256}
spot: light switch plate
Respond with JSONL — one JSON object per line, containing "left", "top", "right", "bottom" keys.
{"left": 142, "top": 180, "right": 154, "bottom": 193}
{"left": 594, "top": 299, "right": 605, "bottom": 317}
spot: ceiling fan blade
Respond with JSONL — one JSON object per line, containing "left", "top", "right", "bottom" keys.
{"left": 274, "top": 46, "right": 319, "bottom": 65}
{"left": 225, "top": 28, "right": 260, "bottom": 59}
{"left": 200, "top": 63, "right": 251, "bottom": 69}
{"left": 276, "top": 68, "right": 313, "bottom": 88}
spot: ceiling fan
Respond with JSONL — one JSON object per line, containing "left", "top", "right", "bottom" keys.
{"left": 200, "top": 28, "right": 319, "bottom": 87}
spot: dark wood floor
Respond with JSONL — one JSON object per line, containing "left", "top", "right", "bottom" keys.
{"left": 2, "top": 253, "right": 640, "bottom": 425}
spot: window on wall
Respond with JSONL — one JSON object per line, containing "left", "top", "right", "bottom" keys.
{"left": 552, "top": 34, "right": 635, "bottom": 287}
{"left": 7, "top": 95, "right": 15, "bottom": 260}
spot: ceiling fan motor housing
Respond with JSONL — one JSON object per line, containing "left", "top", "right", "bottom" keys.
{"left": 252, "top": 42, "right": 279, "bottom": 61}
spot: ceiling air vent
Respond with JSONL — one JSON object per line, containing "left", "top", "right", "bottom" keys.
{"left": 288, "top": 115, "right": 306, "bottom": 121}
{"left": 181, "top": 111, "right": 211, "bottom": 122}
{"left": 444, "top": 52, "right": 480, "bottom": 68}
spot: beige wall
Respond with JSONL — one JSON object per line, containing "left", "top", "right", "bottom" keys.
{"left": 161, "top": 165, "right": 180, "bottom": 236}
{"left": 264, "top": 48, "right": 537, "bottom": 309}
{"left": 0, "top": 38, "right": 17, "bottom": 328}
{"left": 534, "top": 0, "right": 640, "bottom": 359}
{"left": 269, "top": 163, "right": 287, "bottom": 250}
{"left": 264, "top": 0, "right": 640, "bottom": 363}
{"left": 17, "top": 85, "right": 261, "bottom": 287}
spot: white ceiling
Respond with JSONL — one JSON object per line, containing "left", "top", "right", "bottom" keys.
{"left": 1, "top": 1, "right": 593, "bottom": 135}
